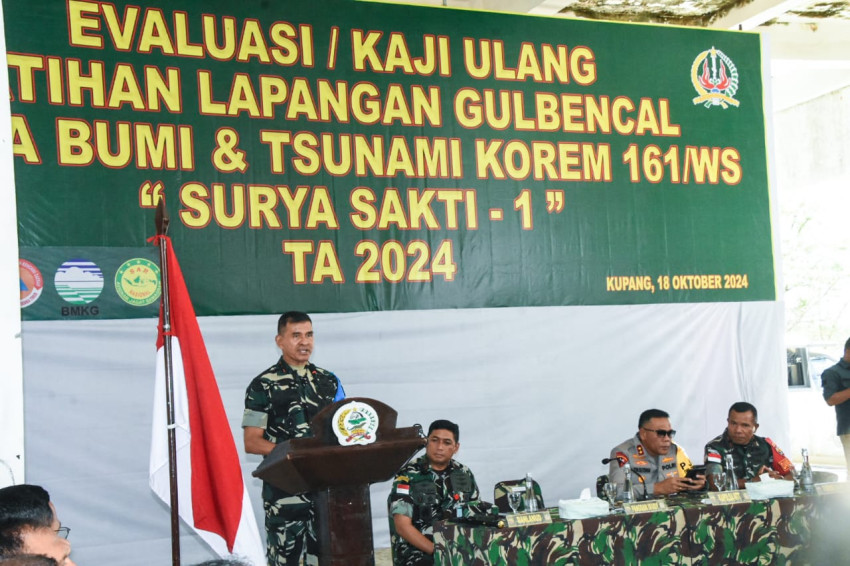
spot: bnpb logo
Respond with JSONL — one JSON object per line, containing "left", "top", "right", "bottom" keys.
{"left": 19, "top": 259, "right": 44, "bottom": 308}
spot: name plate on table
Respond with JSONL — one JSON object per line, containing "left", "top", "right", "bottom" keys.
{"left": 815, "top": 482, "right": 850, "bottom": 495}
{"left": 505, "top": 510, "right": 552, "bottom": 528}
{"left": 707, "top": 490, "right": 751, "bottom": 505}
{"left": 623, "top": 499, "right": 668, "bottom": 514}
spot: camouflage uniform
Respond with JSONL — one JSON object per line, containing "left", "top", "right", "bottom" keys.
{"left": 242, "top": 357, "right": 343, "bottom": 566}
{"left": 704, "top": 430, "right": 793, "bottom": 480}
{"left": 388, "top": 455, "right": 479, "bottom": 566}
{"left": 609, "top": 434, "right": 694, "bottom": 498}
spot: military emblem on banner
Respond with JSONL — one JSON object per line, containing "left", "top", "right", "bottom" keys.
{"left": 332, "top": 401, "right": 379, "bottom": 446}
{"left": 691, "top": 47, "right": 740, "bottom": 109}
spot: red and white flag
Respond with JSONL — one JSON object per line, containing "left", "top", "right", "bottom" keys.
{"left": 149, "top": 236, "right": 265, "bottom": 565}
{"left": 706, "top": 448, "right": 723, "bottom": 464}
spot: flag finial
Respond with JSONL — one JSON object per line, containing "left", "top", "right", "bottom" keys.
{"left": 156, "top": 198, "right": 170, "bottom": 236}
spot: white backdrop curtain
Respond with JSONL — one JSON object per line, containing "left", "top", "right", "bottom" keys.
{"left": 21, "top": 301, "right": 787, "bottom": 565}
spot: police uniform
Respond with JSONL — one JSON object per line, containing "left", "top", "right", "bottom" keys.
{"left": 387, "top": 455, "right": 479, "bottom": 566}
{"left": 704, "top": 430, "right": 793, "bottom": 480}
{"left": 608, "top": 434, "right": 693, "bottom": 498}
{"left": 242, "top": 358, "right": 343, "bottom": 566}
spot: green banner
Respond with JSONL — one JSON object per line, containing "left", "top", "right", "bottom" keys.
{"left": 7, "top": 0, "right": 774, "bottom": 320}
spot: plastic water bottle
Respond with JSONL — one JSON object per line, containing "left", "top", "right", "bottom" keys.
{"left": 524, "top": 473, "right": 538, "bottom": 512}
{"left": 724, "top": 453, "right": 739, "bottom": 490}
{"left": 622, "top": 463, "right": 634, "bottom": 503}
{"left": 800, "top": 448, "right": 815, "bottom": 494}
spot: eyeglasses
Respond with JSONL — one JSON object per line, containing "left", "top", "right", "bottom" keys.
{"left": 643, "top": 427, "right": 677, "bottom": 439}
{"left": 55, "top": 526, "right": 70, "bottom": 539}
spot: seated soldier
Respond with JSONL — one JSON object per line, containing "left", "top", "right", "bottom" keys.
{"left": 609, "top": 409, "right": 705, "bottom": 499}
{"left": 705, "top": 401, "right": 794, "bottom": 488}
{"left": 387, "top": 419, "right": 479, "bottom": 566}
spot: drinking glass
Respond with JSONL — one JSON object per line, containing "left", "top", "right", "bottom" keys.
{"left": 507, "top": 487, "right": 523, "bottom": 514}
{"left": 709, "top": 471, "right": 726, "bottom": 492}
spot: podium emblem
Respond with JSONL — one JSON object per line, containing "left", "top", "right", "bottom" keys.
{"left": 332, "top": 401, "right": 379, "bottom": 446}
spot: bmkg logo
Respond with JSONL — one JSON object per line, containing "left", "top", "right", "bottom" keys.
{"left": 691, "top": 47, "right": 739, "bottom": 109}
{"left": 55, "top": 259, "right": 104, "bottom": 305}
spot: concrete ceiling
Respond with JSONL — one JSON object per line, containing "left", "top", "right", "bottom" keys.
{"left": 378, "top": 0, "right": 850, "bottom": 111}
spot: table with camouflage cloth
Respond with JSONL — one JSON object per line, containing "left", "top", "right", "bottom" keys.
{"left": 676, "top": 495, "right": 818, "bottom": 565}
{"left": 433, "top": 493, "right": 838, "bottom": 565}
{"left": 434, "top": 505, "right": 688, "bottom": 565}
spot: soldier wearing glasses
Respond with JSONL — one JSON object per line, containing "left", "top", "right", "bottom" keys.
{"left": 608, "top": 409, "right": 705, "bottom": 499}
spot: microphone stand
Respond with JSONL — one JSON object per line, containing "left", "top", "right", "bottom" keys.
{"left": 602, "top": 457, "right": 649, "bottom": 501}
{"left": 631, "top": 468, "right": 649, "bottom": 501}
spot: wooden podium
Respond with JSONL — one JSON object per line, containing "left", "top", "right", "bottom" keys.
{"left": 253, "top": 397, "right": 425, "bottom": 566}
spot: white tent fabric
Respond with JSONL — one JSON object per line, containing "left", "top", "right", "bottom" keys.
{"left": 0, "top": 0, "right": 25, "bottom": 488}
{"left": 21, "top": 301, "right": 788, "bottom": 565}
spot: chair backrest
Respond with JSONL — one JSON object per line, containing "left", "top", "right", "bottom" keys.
{"left": 595, "top": 474, "right": 609, "bottom": 499}
{"left": 493, "top": 479, "right": 544, "bottom": 512}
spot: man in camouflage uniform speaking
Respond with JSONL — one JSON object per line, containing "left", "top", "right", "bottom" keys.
{"left": 242, "top": 311, "right": 345, "bottom": 566}
{"left": 388, "top": 419, "right": 479, "bottom": 566}
{"left": 704, "top": 401, "right": 793, "bottom": 488}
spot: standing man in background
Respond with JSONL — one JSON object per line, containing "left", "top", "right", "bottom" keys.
{"left": 242, "top": 312, "right": 345, "bottom": 566}
{"left": 822, "top": 337, "right": 850, "bottom": 473}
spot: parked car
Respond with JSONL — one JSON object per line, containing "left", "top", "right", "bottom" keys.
{"left": 787, "top": 345, "right": 844, "bottom": 466}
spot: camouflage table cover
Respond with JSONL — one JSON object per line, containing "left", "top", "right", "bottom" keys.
{"left": 433, "top": 505, "right": 688, "bottom": 565}
{"left": 677, "top": 495, "right": 817, "bottom": 565}
{"left": 433, "top": 494, "right": 833, "bottom": 566}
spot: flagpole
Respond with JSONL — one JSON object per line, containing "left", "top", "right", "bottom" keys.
{"left": 156, "top": 199, "right": 181, "bottom": 566}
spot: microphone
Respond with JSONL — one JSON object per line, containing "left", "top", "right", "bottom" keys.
{"left": 602, "top": 452, "right": 629, "bottom": 467}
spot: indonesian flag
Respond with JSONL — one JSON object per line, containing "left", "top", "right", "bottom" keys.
{"left": 706, "top": 448, "right": 723, "bottom": 464}
{"left": 149, "top": 236, "right": 265, "bottom": 565}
